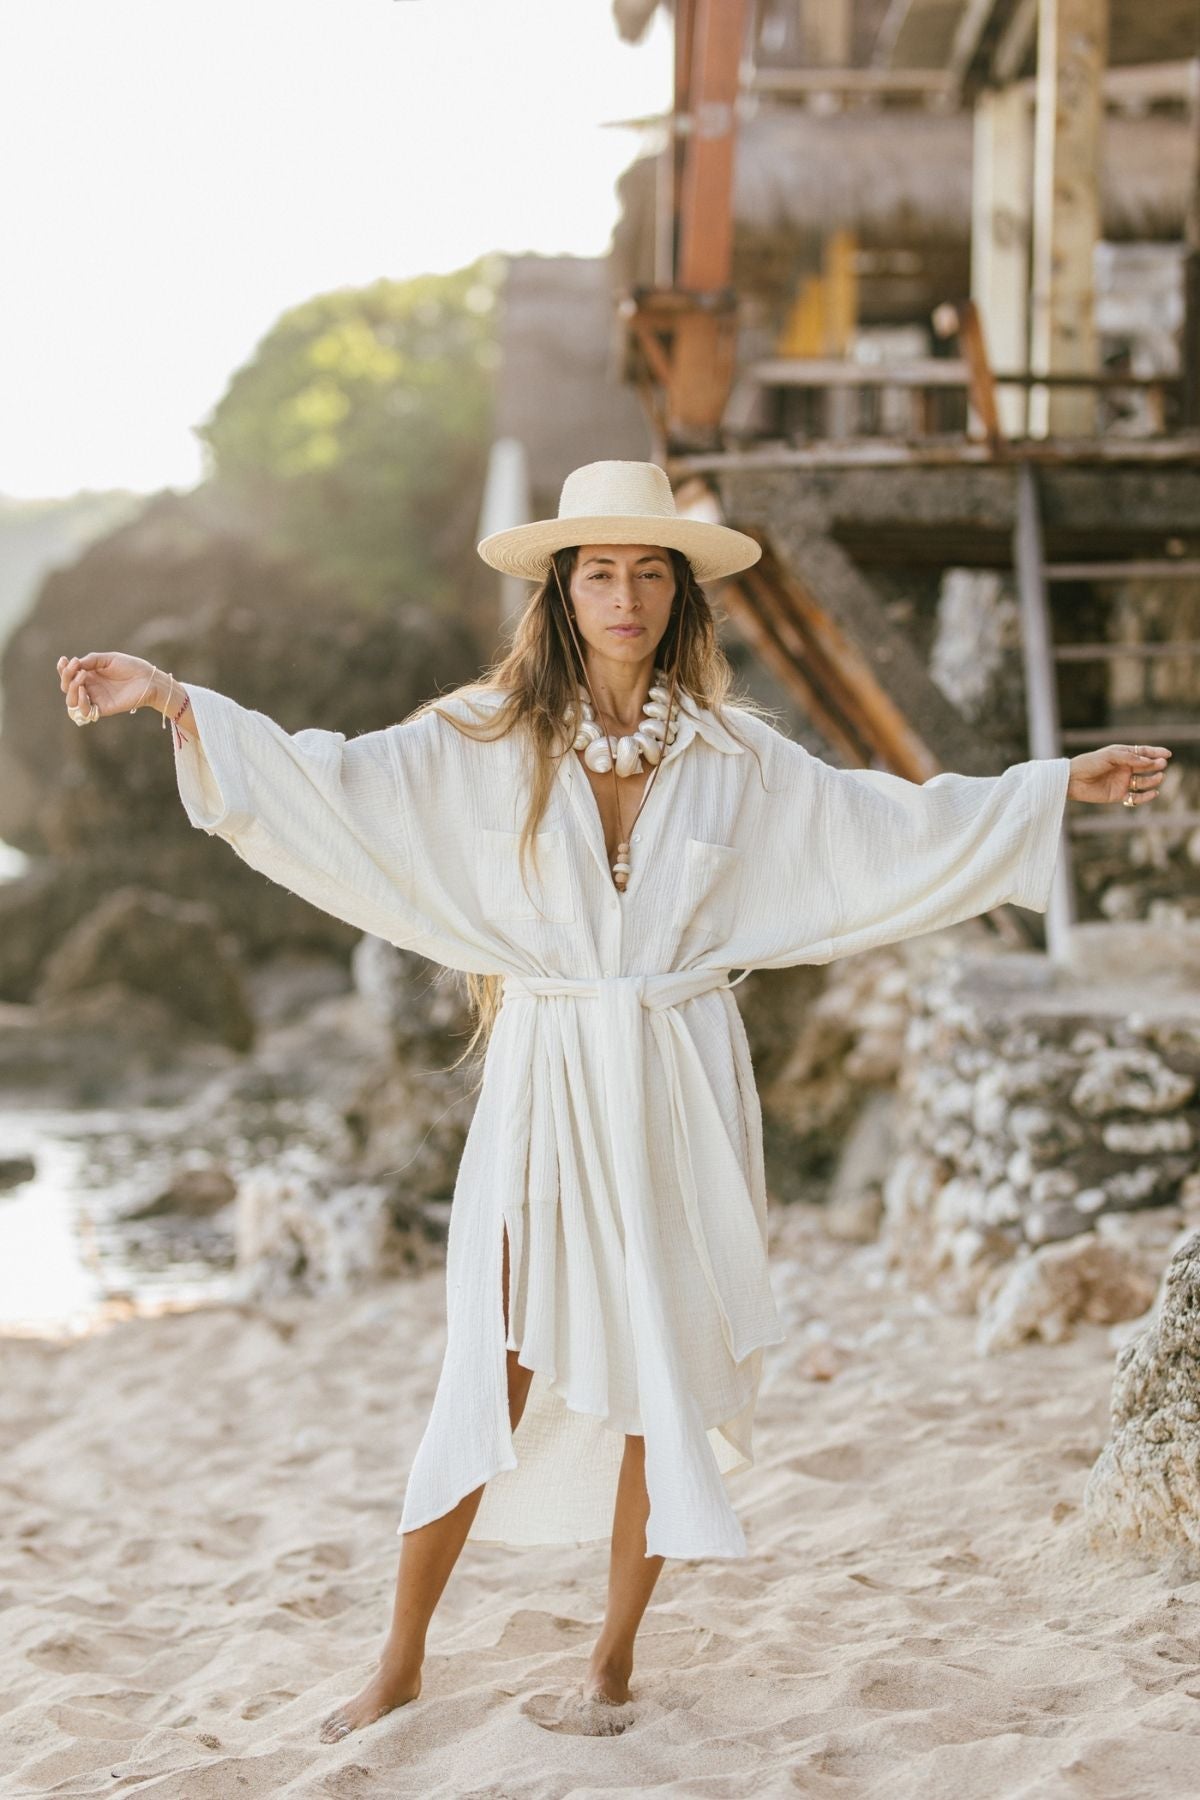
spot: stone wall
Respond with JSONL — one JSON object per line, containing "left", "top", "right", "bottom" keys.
{"left": 880, "top": 928, "right": 1200, "bottom": 1353}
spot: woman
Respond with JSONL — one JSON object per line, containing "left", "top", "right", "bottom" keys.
{"left": 56, "top": 460, "right": 1169, "bottom": 1741}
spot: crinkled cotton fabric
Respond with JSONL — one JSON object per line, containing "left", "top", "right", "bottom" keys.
{"left": 172, "top": 681, "right": 1071, "bottom": 1559}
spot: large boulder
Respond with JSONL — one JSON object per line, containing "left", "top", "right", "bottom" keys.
{"left": 1084, "top": 1227, "right": 1200, "bottom": 1576}
{"left": 34, "top": 884, "right": 253, "bottom": 1051}
{"left": 0, "top": 486, "right": 481, "bottom": 994}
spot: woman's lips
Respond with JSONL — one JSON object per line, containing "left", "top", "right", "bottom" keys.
{"left": 608, "top": 626, "right": 645, "bottom": 637}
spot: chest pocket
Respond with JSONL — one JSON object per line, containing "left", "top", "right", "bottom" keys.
{"left": 476, "top": 827, "right": 577, "bottom": 925}
{"left": 672, "top": 837, "right": 743, "bottom": 948}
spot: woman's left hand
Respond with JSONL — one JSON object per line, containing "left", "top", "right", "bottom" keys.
{"left": 1067, "top": 743, "right": 1171, "bottom": 806}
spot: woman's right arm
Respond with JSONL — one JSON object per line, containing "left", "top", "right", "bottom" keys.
{"left": 55, "top": 651, "right": 419, "bottom": 948}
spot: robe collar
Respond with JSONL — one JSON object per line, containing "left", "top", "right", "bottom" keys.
{"left": 670, "top": 688, "right": 746, "bottom": 757}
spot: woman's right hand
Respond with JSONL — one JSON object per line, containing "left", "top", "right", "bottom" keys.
{"left": 56, "top": 653, "right": 163, "bottom": 722}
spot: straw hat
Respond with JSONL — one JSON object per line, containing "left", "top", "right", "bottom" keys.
{"left": 476, "top": 460, "right": 762, "bottom": 584}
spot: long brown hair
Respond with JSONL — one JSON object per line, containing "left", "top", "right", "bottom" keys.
{"left": 406, "top": 543, "right": 771, "bottom": 1069}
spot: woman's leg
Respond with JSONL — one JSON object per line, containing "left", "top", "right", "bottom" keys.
{"left": 320, "top": 1222, "right": 534, "bottom": 1743}
{"left": 583, "top": 1434, "right": 665, "bottom": 1705}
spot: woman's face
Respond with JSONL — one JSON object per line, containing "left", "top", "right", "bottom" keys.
{"left": 567, "top": 543, "right": 676, "bottom": 666}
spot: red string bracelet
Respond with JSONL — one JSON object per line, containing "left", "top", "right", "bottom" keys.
{"left": 163, "top": 682, "right": 193, "bottom": 750}
{"left": 159, "top": 676, "right": 195, "bottom": 752}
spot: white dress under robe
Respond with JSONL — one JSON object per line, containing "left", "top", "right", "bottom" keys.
{"left": 171, "top": 679, "right": 1071, "bottom": 1560}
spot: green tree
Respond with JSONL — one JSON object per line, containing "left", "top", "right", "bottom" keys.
{"left": 196, "top": 256, "right": 502, "bottom": 611}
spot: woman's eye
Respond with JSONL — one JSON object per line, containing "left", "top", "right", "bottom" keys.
{"left": 587, "top": 570, "right": 662, "bottom": 580}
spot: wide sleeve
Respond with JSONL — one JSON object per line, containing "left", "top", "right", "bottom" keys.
{"left": 814, "top": 753, "right": 1071, "bottom": 959}
{"left": 729, "top": 719, "right": 1072, "bottom": 971}
{"left": 171, "top": 681, "right": 415, "bottom": 948}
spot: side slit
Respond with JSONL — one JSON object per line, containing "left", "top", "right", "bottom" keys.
{"left": 502, "top": 1214, "right": 513, "bottom": 1346}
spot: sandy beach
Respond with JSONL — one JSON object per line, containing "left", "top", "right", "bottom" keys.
{"left": 4, "top": 1198, "right": 1198, "bottom": 1800}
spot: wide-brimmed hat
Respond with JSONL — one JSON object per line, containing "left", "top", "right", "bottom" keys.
{"left": 476, "top": 459, "right": 762, "bottom": 584}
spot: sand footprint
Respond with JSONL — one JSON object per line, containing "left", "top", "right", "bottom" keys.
{"left": 241, "top": 1688, "right": 298, "bottom": 1720}
{"left": 520, "top": 1688, "right": 637, "bottom": 1737}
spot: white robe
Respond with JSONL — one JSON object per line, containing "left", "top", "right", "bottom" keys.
{"left": 172, "top": 680, "right": 1070, "bottom": 1560}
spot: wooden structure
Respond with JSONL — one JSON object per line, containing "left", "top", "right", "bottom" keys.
{"left": 613, "top": 0, "right": 1200, "bottom": 954}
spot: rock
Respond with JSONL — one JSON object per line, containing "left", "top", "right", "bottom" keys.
{"left": 0, "top": 862, "right": 103, "bottom": 1005}
{"left": 0, "top": 1154, "right": 35, "bottom": 1190}
{"left": 823, "top": 1088, "right": 895, "bottom": 1239}
{"left": 0, "top": 490, "right": 481, "bottom": 990}
{"left": 124, "top": 1165, "right": 237, "bottom": 1221}
{"left": 234, "top": 1147, "right": 440, "bottom": 1298}
{"left": 975, "top": 1234, "right": 1158, "bottom": 1355}
{"left": 1084, "top": 1230, "right": 1200, "bottom": 1575}
{"left": 34, "top": 885, "right": 254, "bottom": 1051}
{"left": 351, "top": 935, "right": 472, "bottom": 1053}
{"left": 1102, "top": 1158, "right": 1192, "bottom": 1211}
{"left": 748, "top": 960, "right": 866, "bottom": 1203}
{"left": 1025, "top": 1200, "right": 1089, "bottom": 1247}
{"left": 1009, "top": 1103, "right": 1085, "bottom": 1159}
{"left": 1071, "top": 1049, "right": 1194, "bottom": 1119}
{"left": 1102, "top": 1116, "right": 1193, "bottom": 1154}
{"left": 0, "top": 983, "right": 240, "bottom": 1108}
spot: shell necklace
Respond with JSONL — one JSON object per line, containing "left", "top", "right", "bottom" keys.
{"left": 571, "top": 665, "right": 679, "bottom": 776}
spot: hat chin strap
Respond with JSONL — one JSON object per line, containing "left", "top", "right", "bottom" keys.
{"left": 549, "top": 560, "right": 688, "bottom": 890}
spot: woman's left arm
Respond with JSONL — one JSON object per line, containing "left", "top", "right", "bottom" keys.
{"left": 755, "top": 737, "right": 1173, "bottom": 970}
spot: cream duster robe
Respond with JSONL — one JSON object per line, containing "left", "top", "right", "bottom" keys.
{"left": 172, "top": 679, "right": 1071, "bottom": 1561}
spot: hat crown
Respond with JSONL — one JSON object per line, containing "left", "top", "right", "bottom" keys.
{"left": 557, "top": 460, "right": 676, "bottom": 525}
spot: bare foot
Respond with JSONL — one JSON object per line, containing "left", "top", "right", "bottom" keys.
{"left": 582, "top": 1651, "right": 632, "bottom": 1706}
{"left": 319, "top": 1658, "right": 422, "bottom": 1744}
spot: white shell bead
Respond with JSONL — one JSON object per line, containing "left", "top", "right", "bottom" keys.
{"left": 583, "top": 737, "right": 613, "bottom": 773}
{"left": 615, "top": 735, "right": 642, "bottom": 778}
{"left": 636, "top": 731, "right": 662, "bottom": 764}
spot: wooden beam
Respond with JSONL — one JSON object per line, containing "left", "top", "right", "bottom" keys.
{"left": 671, "top": 437, "right": 1200, "bottom": 471}
{"left": 804, "top": 0, "right": 852, "bottom": 68}
{"left": 948, "top": 0, "right": 1003, "bottom": 89}
{"left": 722, "top": 537, "right": 939, "bottom": 776}
{"left": 713, "top": 482, "right": 1005, "bottom": 774}
{"left": 956, "top": 300, "right": 1005, "bottom": 450}
{"left": 677, "top": 0, "right": 745, "bottom": 293}
{"left": 993, "top": 0, "right": 1038, "bottom": 85}
{"left": 747, "top": 66, "right": 955, "bottom": 98}
{"left": 971, "top": 82, "right": 1032, "bottom": 438}
{"left": 1029, "top": 0, "right": 1107, "bottom": 437}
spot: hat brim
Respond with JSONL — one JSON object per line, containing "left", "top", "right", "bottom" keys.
{"left": 476, "top": 514, "right": 762, "bottom": 583}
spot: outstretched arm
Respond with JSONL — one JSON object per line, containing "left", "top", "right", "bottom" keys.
{"left": 57, "top": 651, "right": 414, "bottom": 947}
{"left": 814, "top": 740, "right": 1171, "bottom": 962}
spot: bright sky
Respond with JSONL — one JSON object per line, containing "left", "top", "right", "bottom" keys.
{"left": 0, "top": 0, "right": 671, "bottom": 500}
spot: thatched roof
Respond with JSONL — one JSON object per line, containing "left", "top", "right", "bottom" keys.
{"left": 612, "top": 104, "right": 1193, "bottom": 300}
